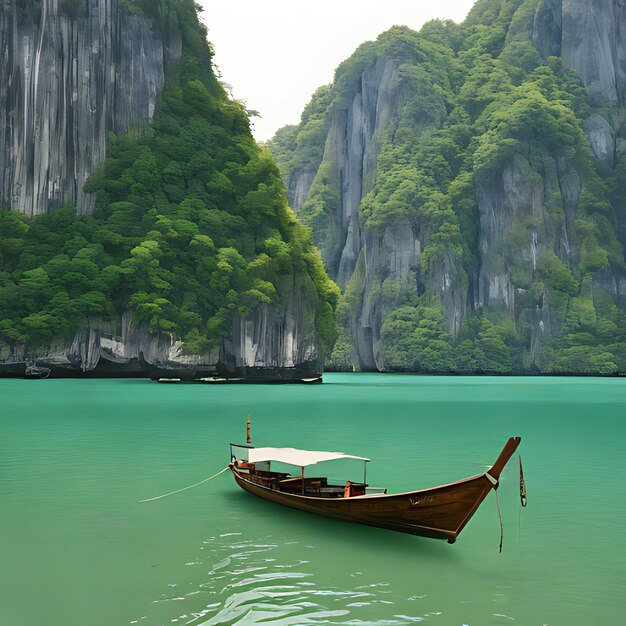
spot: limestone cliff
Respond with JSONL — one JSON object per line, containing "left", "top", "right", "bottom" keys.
{"left": 0, "top": 0, "right": 334, "bottom": 379}
{"left": 269, "top": 1, "right": 626, "bottom": 374}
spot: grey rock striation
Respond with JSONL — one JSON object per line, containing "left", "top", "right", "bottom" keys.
{"left": 0, "top": 0, "right": 179, "bottom": 216}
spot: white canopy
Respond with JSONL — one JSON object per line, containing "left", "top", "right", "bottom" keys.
{"left": 247, "top": 447, "right": 369, "bottom": 467}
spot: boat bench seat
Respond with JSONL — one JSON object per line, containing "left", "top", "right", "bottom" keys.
{"left": 278, "top": 477, "right": 328, "bottom": 493}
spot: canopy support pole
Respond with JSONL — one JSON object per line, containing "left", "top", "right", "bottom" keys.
{"left": 301, "top": 466, "right": 305, "bottom": 494}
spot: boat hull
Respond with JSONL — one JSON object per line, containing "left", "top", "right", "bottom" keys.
{"left": 230, "top": 437, "right": 521, "bottom": 542}
{"left": 232, "top": 469, "right": 493, "bottom": 541}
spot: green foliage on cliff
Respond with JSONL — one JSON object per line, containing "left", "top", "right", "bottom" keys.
{"left": 380, "top": 302, "right": 519, "bottom": 374}
{"left": 0, "top": 0, "right": 338, "bottom": 355}
{"left": 270, "top": 0, "right": 626, "bottom": 374}
{"left": 267, "top": 86, "right": 333, "bottom": 183}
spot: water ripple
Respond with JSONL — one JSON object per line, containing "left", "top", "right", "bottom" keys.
{"left": 139, "top": 535, "right": 434, "bottom": 626}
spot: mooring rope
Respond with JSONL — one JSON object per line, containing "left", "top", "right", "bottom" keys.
{"left": 137, "top": 466, "right": 230, "bottom": 503}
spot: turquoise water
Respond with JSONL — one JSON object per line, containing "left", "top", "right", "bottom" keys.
{"left": 1, "top": 374, "right": 625, "bottom": 625}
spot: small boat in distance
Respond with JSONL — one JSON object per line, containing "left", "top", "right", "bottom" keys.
{"left": 24, "top": 364, "right": 51, "bottom": 379}
{"left": 229, "top": 437, "right": 521, "bottom": 543}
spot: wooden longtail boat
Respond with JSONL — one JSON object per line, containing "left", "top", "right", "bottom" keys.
{"left": 229, "top": 437, "right": 521, "bottom": 543}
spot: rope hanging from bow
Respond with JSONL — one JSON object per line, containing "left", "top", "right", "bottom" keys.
{"left": 519, "top": 454, "right": 527, "bottom": 507}
{"left": 492, "top": 452, "right": 528, "bottom": 553}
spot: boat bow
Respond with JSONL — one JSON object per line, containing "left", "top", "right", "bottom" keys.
{"left": 485, "top": 436, "right": 522, "bottom": 488}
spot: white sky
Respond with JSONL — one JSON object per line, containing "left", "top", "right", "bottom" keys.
{"left": 197, "top": 1, "right": 476, "bottom": 142}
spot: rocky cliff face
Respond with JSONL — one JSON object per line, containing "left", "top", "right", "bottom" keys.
{"left": 324, "top": 57, "right": 401, "bottom": 288}
{"left": 560, "top": 0, "right": 626, "bottom": 110}
{"left": 0, "top": 0, "right": 179, "bottom": 216}
{"left": 270, "top": 1, "right": 626, "bottom": 373}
